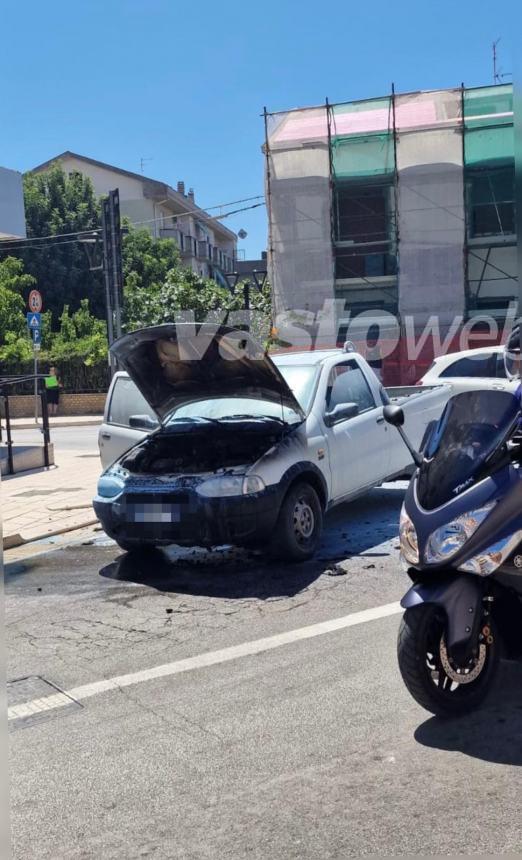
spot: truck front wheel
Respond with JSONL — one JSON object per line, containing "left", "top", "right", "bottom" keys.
{"left": 272, "top": 482, "right": 323, "bottom": 562}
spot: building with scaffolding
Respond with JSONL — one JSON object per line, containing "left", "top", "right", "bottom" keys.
{"left": 263, "top": 84, "right": 515, "bottom": 381}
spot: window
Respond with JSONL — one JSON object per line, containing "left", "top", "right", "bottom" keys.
{"left": 336, "top": 186, "right": 388, "bottom": 243}
{"left": 466, "top": 167, "right": 515, "bottom": 238}
{"left": 334, "top": 182, "right": 397, "bottom": 280}
{"left": 108, "top": 376, "right": 157, "bottom": 426}
{"left": 325, "top": 361, "right": 376, "bottom": 415}
{"left": 275, "top": 364, "right": 320, "bottom": 413}
{"left": 439, "top": 354, "right": 494, "bottom": 379}
{"left": 335, "top": 247, "right": 397, "bottom": 280}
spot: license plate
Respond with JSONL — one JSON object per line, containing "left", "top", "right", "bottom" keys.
{"left": 130, "top": 503, "right": 181, "bottom": 523}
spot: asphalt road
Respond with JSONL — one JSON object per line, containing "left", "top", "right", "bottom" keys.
{"left": 6, "top": 485, "right": 522, "bottom": 859}
{"left": 12, "top": 424, "right": 100, "bottom": 453}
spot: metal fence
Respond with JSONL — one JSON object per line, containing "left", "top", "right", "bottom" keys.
{"left": 0, "top": 359, "right": 110, "bottom": 394}
{"left": 0, "top": 376, "right": 51, "bottom": 474}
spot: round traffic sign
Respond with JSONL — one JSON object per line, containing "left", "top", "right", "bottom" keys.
{"left": 28, "top": 290, "right": 43, "bottom": 313}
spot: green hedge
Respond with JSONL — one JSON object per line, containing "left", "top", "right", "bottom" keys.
{"left": 0, "top": 358, "right": 111, "bottom": 394}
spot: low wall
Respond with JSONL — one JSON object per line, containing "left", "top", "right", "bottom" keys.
{"left": 0, "top": 443, "right": 55, "bottom": 476}
{"left": 1, "top": 392, "right": 106, "bottom": 418}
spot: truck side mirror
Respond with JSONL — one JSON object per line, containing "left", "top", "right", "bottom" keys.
{"left": 129, "top": 414, "right": 158, "bottom": 431}
{"left": 325, "top": 402, "right": 359, "bottom": 426}
{"left": 383, "top": 404, "right": 405, "bottom": 427}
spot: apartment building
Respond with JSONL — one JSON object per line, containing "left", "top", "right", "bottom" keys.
{"left": 0, "top": 166, "right": 26, "bottom": 239}
{"left": 31, "top": 153, "right": 237, "bottom": 281}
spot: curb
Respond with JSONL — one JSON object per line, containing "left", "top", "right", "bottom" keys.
{"left": 11, "top": 418, "right": 102, "bottom": 430}
{"left": 3, "top": 517, "right": 99, "bottom": 551}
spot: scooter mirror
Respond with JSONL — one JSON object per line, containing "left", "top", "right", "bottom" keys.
{"left": 383, "top": 404, "right": 405, "bottom": 427}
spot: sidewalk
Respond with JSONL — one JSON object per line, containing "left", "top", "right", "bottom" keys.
{"left": 2, "top": 449, "right": 102, "bottom": 549}
{"left": 9, "top": 415, "right": 102, "bottom": 430}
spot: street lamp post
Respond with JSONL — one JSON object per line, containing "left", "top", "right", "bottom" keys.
{"left": 224, "top": 269, "right": 268, "bottom": 311}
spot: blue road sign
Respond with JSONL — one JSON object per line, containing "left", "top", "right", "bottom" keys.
{"left": 27, "top": 312, "right": 41, "bottom": 329}
{"left": 32, "top": 328, "right": 42, "bottom": 345}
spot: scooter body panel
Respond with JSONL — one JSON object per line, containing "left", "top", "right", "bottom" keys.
{"left": 401, "top": 575, "right": 485, "bottom": 657}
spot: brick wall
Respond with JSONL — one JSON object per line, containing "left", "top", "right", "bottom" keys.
{"left": 2, "top": 392, "right": 107, "bottom": 418}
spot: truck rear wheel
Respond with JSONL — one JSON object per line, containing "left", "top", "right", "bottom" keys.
{"left": 272, "top": 482, "right": 322, "bottom": 562}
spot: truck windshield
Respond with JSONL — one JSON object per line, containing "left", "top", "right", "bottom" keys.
{"left": 167, "top": 364, "right": 319, "bottom": 424}
{"left": 417, "top": 389, "right": 520, "bottom": 510}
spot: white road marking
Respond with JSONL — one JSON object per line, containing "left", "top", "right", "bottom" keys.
{"left": 8, "top": 601, "right": 402, "bottom": 722}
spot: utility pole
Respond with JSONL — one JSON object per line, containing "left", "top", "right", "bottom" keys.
{"left": 101, "top": 189, "right": 123, "bottom": 374}
{"left": 101, "top": 198, "right": 115, "bottom": 373}
{"left": 108, "top": 190, "right": 123, "bottom": 340}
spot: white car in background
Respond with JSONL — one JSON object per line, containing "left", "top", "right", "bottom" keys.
{"left": 418, "top": 345, "right": 517, "bottom": 395}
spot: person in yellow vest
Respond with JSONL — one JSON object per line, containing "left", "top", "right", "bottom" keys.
{"left": 44, "top": 366, "right": 61, "bottom": 416}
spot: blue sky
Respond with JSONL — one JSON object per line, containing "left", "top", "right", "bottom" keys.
{"left": 2, "top": 0, "right": 518, "bottom": 258}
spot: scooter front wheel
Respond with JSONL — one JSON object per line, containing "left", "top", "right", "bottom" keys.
{"left": 397, "top": 603, "right": 499, "bottom": 717}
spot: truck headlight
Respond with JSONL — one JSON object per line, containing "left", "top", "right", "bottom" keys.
{"left": 97, "top": 469, "right": 126, "bottom": 499}
{"left": 196, "top": 475, "right": 266, "bottom": 498}
{"left": 400, "top": 507, "right": 419, "bottom": 565}
{"left": 425, "top": 503, "right": 495, "bottom": 564}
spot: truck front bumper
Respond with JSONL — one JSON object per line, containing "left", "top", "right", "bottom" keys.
{"left": 93, "top": 483, "right": 282, "bottom": 548}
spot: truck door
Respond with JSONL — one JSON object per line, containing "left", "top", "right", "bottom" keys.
{"left": 99, "top": 375, "right": 158, "bottom": 469}
{"left": 323, "top": 360, "right": 388, "bottom": 501}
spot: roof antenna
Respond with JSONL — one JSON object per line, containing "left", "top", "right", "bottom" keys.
{"left": 492, "top": 38, "right": 512, "bottom": 83}
{"left": 140, "top": 156, "right": 153, "bottom": 174}
{"left": 493, "top": 38, "right": 501, "bottom": 84}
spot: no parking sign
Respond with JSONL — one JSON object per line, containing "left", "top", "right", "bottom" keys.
{"left": 28, "top": 290, "right": 43, "bottom": 313}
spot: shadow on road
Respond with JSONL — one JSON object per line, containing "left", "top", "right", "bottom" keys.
{"left": 318, "top": 484, "right": 404, "bottom": 561}
{"left": 414, "top": 661, "right": 522, "bottom": 766}
{"left": 99, "top": 546, "right": 326, "bottom": 600}
{"left": 99, "top": 484, "right": 405, "bottom": 600}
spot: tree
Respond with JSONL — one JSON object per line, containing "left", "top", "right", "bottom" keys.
{"left": 124, "top": 262, "right": 272, "bottom": 345}
{"left": 122, "top": 225, "right": 181, "bottom": 293}
{"left": 16, "top": 165, "right": 104, "bottom": 320}
{"left": 0, "top": 257, "right": 36, "bottom": 360}
{"left": 50, "top": 300, "right": 108, "bottom": 366}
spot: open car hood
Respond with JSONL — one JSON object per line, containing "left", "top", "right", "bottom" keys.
{"left": 110, "top": 323, "right": 306, "bottom": 424}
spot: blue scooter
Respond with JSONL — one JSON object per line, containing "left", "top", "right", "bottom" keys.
{"left": 384, "top": 387, "right": 522, "bottom": 716}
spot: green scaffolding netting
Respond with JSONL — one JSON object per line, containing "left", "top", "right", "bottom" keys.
{"left": 330, "top": 97, "right": 394, "bottom": 179}
{"left": 464, "top": 85, "right": 513, "bottom": 127}
{"left": 464, "top": 85, "right": 513, "bottom": 166}
{"left": 464, "top": 125, "right": 514, "bottom": 166}
{"left": 331, "top": 134, "right": 394, "bottom": 179}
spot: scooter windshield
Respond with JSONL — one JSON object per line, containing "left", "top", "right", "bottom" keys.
{"left": 416, "top": 389, "right": 520, "bottom": 510}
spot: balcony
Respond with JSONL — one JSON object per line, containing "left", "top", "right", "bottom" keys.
{"left": 159, "top": 227, "right": 182, "bottom": 247}
{"left": 181, "top": 235, "right": 197, "bottom": 256}
{"left": 197, "top": 240, "right": 211, "bottom": 260}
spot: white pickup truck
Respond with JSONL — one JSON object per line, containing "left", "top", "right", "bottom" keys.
{"left": 94, "top": 324, "right": 449, "bottom": 560}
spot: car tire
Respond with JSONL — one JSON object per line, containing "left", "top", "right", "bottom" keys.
{"left": 272, "top": 481, "right": 323, "bottom": 562}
